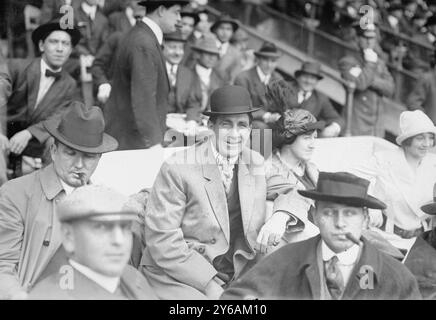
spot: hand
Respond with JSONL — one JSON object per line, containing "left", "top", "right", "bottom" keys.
{"left": 320, "top": 123, "right": 341, "bottom": 138}
{"left": 97, "top": 83, "right": 112, "bottom": 104}
{"left": 9, "top": 130, "right": 32, "bottom": 155}
{"left": 204, "top": 278, "right": 224, "bottom": 300}
{"left": 255, "top": 211, "right": 289, "bottom": 254}
{"left": 0, "top": 134, "right": 9, "bottom": 152}
{"left": 368, "top": 209, "right": 383, "bottom": 228}
{"left": 363, "top": 48, "right": 378, "bottom": 63}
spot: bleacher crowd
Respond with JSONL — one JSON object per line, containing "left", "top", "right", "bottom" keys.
{"left": 0, "top": 0, "right": 436, "bottom": 300}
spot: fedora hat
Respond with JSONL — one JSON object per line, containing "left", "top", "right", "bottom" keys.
{"left": 32, "top": 20, "right": 81, "bottom": 47}
{"left": 164, "top": 29, "right": 186, "bottom": 42}
{"left": 203, "top": 85, "right": 260, "bottom": 116}
{"left": 191, "top": 36, "right": 220, "bottom": 55}
{"left": 295, "top": 61, "right": 324, "bottom": 80}
{"left": 138, "top": 0, "right": 189, "bottom": 11}
{"left": 44, "top": 101, "right": 118, "bottom": 154}
{"left": 298, "top": 172, "right": 386, "bottom": 210}
{"left": 420, "top": 183, "right": 436, "bottom": 215}
{"left": 396, "top": 110, "right": 436, "bottom": 145}
{"left": 210, "top": 15, "right": 239, "bottom": 33}
{"left": 254, "top": 41, "right": 282, "bottom": 59}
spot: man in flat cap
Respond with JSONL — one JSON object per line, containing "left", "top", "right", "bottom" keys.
{"left": 29, "top": 185, "right": 157, "bottom": 300}
{"left": 0, "top": 101, "right": 118, "bottom": 299}
{"left": 338, "top": 23, "right": 394, "bottom": 137}
{"left": 0, "top": 19, "right": 81, "bottom": 178}
{"left": 141, "top": 86, "right": 288, "bottom": 299}
{"left": 104, "top": 0, "right": 190, "bottom": 150}
{"left": 222, "top": 172, "right": 421, "bottom": 300}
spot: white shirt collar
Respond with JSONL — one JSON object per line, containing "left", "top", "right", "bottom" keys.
{"left": 81, "top": 1, "right": 97, "bottom": 20}
{"left": 216, "top": 40, "right": 229, "bottom": 57}
{"left": 69, "top": 259, "right": 120, "bottom": 294}
{"left": 166, "top": 61, "right": 178, "bottom": 73}
{"left": 142, "top": 16, "right": 163, "bottom": 45}
{"left": 211, "top": 141, "right": 239, "bottom": 166}
{"left": 59, "top": 179, "right": 75, "bottom": 195}
{"left": 125, "top": 6, "right": 136, "bottom": 27}
{"left": 256, "top": 66, "right": 271, "bottom": 85}
{"left": 195, "top": 63, "right": 213, "bottom": 86}
{"left": 321, "top": 240, "right": 360, "bottom": 265}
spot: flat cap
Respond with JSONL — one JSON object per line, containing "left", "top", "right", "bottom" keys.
{"left": 57, "top": 185, "right": 139, "bottom": 222}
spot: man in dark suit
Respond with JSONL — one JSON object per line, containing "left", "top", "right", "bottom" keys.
{"left": 210, "top": 15, "right": 243, "bottom": 84}
{"left": 292, "top": 61, "right": 344, "bottom": 137}
{"left": 338, "top": 24, "right": 394, "bottom": 137}
{"left": 0, "top": 20, "right": 80, "bottom": 177}
{"left": 163, "top": 30, "right": 202, "bottom": 122}
{"left": 189, "top": 36, "right": 226, "bottom": 122}
{"left": 104, "top": 0, "right": 189, "bottom": 150}
{"left": 108, "top": 0, "right": 146, "bottom": 34}
{"left": 234, "top": 41, "right": 283, "bottom": 129}
{"left": 222, "top": 172, "right": 422, "bottom": 300}
{"left": 29, "top": 185, "right": 157, "bottom": 300}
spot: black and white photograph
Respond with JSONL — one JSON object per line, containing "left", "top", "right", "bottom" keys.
{"left": 0, "top": 0, "right": 436, "bottom": 307}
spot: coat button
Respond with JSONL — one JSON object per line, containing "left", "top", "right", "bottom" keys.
{"left": 210, "top": 238, "right": 216, "bottom": 244}
{"left": 198, "top": 247, "right": 205, "bottom": 254}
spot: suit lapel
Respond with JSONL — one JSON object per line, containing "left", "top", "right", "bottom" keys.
{"left": 200, "top": 142, "right": 230, "bottom": 243}
{"left": 30, "top": 72, "right": 65, "bottom": 120}
{"left": 27, "top": 58, "right": 42, "bottom": 111}
{"left": 303, "top": 236, "right": 322, "bottom": 299}
{"left": 238, "top": 149, "right": 256, "bottom": 235}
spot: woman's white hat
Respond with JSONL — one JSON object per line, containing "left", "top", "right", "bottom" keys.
{"left": 396, "top": 110, "right": 436, "bottom": 145}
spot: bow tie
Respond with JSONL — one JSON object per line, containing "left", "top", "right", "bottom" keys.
{"left": 45, "top": 69, "right": 62, "bottom": 79}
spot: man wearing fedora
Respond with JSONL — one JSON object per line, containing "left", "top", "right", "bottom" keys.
{"left": 291, "top": 61, "right": 344, "bottom": 138}
{"left": 141, "top": 86, "right": 288, "bottom": 299}
{"left": 190, "top": 36, "right": 226, "bottom": 119}
{"left": 29, "top": 185, "right": 157, "bottom": 300}
{"left": 0, "top": 101, "right": 118, "bottom": 299}
{"left": 163, "top": 30, "right": 202, "bottom": 123}
{"left": 338, "top": 23, "right": 394, "bottom": 137}
{"left": 0, "top": 19, "right": 81, "bottom": 178}
{"left": 210, "top": 15, "right": 243, "bottom": 84}
{"left": 222, "top": 171, "right": 421, "bottom": 300}
{"left": 234, "top": 41, "right": 283, "bottom": 129}
{"left": 104, "top": 0, "right": 189, "bottom": 150}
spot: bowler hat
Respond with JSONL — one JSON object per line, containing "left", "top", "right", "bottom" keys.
{"left": 210, "top": 15, "right": 239, "bottom": 33}
{"left": 138, "top": 0, "right": 189, "bottom": 11}
{"left": 295, "top": 61, "right": 324, "bottom": 80}
{"left": 203, "top": 85, "right": 260, "bottom": 116}
{"left": 254, "top": 41, "right": 282, "bottom": 59}
{"left": 420, "top": 183, "right": 436, "bottom": 215}
{"left": 57, "top": 185, "right": 139, "bottom": 222}
{"left": 396, "top": 110, "right": 436, "bottom": 145}
{"left": 164, "top": 29, "right": 186, "bottom": 42}
{"left": 181, "top": 9, "right": 200, "bottom": 25}
{"left": 298, "top": 172, "right": 387, "bottom": 209}
{"left": 191, "top": 36, "right": 221, "bottom": 55}
{"left": 44, "top": 101, "right": 118, "bottom": 154}
{"left": 32, "top": 20, "right": 81, "bottom": 47}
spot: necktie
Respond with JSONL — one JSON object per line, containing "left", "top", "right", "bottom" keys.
{"left": 324, "top": 255, "right": 344, "bottom": 300}
{"left": 45, "top": 69, "right": 62, "bottom": 79}
{"left": 170, "top": 65, "right": 177, "bottom": 87}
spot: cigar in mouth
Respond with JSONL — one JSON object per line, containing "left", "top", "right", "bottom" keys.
{"left": 345, "top": 232, "right": 363, "bottom": 246}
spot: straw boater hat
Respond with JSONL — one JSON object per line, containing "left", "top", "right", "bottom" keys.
{"left": 191, "top": 36, "right": 221, "bottom": 55}
{"left": 203, "top": 85, "right": 260, "bottom": 116}
{"left": 254, "top": 42, "right": 282, "bottom": 59}
{"left": 210, "top": 14, "right": 239, "bottom": 33}
{"left": 298, "top": 171, "right": 387, "bottom": 210}
{"left": 32, "top": 19, "right": 81, "bottom": 47}
{"left": 57, "top": 185, "right": 139, "bottom": 223}
{"left": 44, "top": 101, "right": 118, "bottom": 154}
{"left": 396, "top": 110, "right": 436, "bottom": 145}
{"left": 295, "top": 61, "right": 324, "bottom": 80}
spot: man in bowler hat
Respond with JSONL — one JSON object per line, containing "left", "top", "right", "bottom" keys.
{"left": 141, "top": 86, "right": 289, "bottom": 299}
{"left": 0, "top": 19, "right": 81, "bottom": 177}
{"left": 222, "top": 172, "right": 421, "bottom": 300}
{"left": 0, "top": 101, "right": 118, "bottom": 299}
{"left": 29, "top": 185, "right": 157, "bottom": 300}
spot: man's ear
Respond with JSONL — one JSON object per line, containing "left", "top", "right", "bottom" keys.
{"left": 38, "top": 39, "right": 45, "bottom": 53}
{"left": 157, "top": 5, "right": 166, "bottom": 17}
